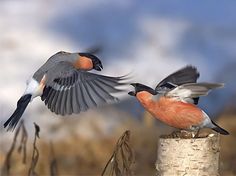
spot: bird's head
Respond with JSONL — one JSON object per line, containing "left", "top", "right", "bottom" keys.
{"left": 78, "top": 53, "right": 103, "bottom": 71}
{"left": 128, "top": 83, "right": 156, "bottom": 96}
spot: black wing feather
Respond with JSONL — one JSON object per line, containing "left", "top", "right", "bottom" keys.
{"left": 41, "top": 62, "right": 127, "bottom": 115}
{"left": 156, "top": 66, "right": 199, "bottom": 90}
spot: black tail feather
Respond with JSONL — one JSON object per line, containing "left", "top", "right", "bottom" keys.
{"left": 4, "top": 94, "right": 32, "bottom": 131}
{"left": 212, "top": 121, "right": 229, "bottom": 135}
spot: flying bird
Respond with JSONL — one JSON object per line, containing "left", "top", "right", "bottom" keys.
{"left": 4, "top": 51, "right": 127, "bottom": 131}
{"left": 128, "top": 66, "right": 229, "bottom": 136}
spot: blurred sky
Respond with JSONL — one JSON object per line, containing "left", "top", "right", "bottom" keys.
{"left": 0, "top": 0, "right": 236, "bottom": 131}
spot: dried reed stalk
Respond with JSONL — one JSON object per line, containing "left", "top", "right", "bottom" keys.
{"left": 102, "top": 130, "right": 134, "bottom": 176}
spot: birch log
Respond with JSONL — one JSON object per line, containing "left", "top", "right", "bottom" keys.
{"left": 156, "top": 134, "right": 220, "bottom": 176}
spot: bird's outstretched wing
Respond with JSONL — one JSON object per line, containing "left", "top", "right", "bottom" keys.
{"left": 166, "top": 82, "right": 224, "bottom": 103}
{"left": 41, "top": 61, "right": 127, "bottom": 115}
{"left": 155, "top": 66, "right": 200, "bottom": 104}
{"left": 155, "top": 66, "right": 199, "bottom": 90}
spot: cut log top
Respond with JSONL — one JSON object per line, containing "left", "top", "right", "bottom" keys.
{"left": 156, "top": 134, "right": 220, "bottom": 176}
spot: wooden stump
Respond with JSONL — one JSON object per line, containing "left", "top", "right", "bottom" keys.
{"left": 156, "top": 134, "right": 220, "bottom": 176}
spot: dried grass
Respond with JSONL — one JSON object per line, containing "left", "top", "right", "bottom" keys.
{"left": 1, "top": 121, "right": 28, "bottom": 176}
{"left": 102, "top": 130, "right": 134, "bottom": 176}
{"left": 28, "top": 123, "right": 40, "bottom": 176}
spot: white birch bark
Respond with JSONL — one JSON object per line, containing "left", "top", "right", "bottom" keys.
{"left": 156, "top": 134, "right": 220, "bottom": 176}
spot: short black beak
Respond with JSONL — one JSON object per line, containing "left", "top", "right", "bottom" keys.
{"left": 128, "top": 91, "right": 136, "bottom": 96}
{"left": 94, "top": 62, "right": 103, "bottom": 71}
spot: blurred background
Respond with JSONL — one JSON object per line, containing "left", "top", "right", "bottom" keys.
{"left": 0, "top": 0, "right": 235, "bottom": 175}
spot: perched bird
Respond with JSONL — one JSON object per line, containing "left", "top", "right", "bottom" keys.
{"left": 4, "top": 51, "right": 127, "bottom": 131}
{"left": 128, "top": 66, "right": 229, "bottom": 135}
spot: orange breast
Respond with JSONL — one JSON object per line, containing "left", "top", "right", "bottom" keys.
{"left": 73, "top": 56, "right": 93, "bottom": 70}
{"left": 137, "top": 93, "right": 204, "bottom": 129}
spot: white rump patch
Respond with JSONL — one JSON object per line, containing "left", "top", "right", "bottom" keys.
{"left": 24, "top": 78, "right": 41, "bottom": 100}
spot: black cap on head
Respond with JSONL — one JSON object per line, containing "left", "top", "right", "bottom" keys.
{"left": 79, "top": 53, "right": 103, "bottom": 71}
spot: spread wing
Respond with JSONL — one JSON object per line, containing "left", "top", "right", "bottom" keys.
{"left": 165, "top": 82, "right": 224, "bottom": 103}
{"left": 156, "top": 66, "right": 199, "bottom": 90}
{"left": 155, "top": 66, "right": 200, "bottom": 104}
{"left": 41, "top": 61, "right": 127, "bottom": 115}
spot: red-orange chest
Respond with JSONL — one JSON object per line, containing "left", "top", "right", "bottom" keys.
{"left": 73, "top": 56, "right": 93, "bottom": 70}
{"left": 137, "top": 93, "right": 204, "bottom": 129}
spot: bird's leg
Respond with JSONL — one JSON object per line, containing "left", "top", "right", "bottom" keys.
{"left": 194, "top": 129, "right": 201, "bottom": 138}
